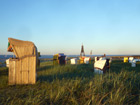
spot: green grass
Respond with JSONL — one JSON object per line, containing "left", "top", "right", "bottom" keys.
{"left": 0, "top": 60, "right": 140, "bottom": 105}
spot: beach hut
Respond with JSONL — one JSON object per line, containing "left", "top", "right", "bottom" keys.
{"left": 131, "top": 61, "right": 136, "bottom": 67}
{"left": 70, "top": 58, "right": 77, "bottom": 64}
{"left": 79, "top": 56, "right": 85, "bottom": 64}
{"left": 131, "top": 59, "right": 140, "bottom": 67}
{"left": 53, "top": 53, "right": 66, "bottom": 65}
{"left": 94, "top": 58, "right": 110, "bottom": 74}
{"left": 7, "top": 38, "right": 38, "bottom": 85}
{"left": 94, "top": 60, "right": 106, "bottom": 74}
{"left": 84, "top": 57, "right": 91, "bottom": 64}
{"left": 129, "top": 57, "right": 134, "bottom": 63}
{"left": 124, "top": 57, "right": 128, "bottom": 63}
{"left": 79, "top": 56, "right": 91, "bottom": 64}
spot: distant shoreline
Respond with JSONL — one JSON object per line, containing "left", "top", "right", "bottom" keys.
{"left": 1, "top": 54, "right": 140, "bottom": 63}
{"left": 1, "top": 54, "right": 140, "bottom": 58}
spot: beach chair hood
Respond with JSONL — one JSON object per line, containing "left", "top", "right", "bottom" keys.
{"left": 8, "top": 38, "right": 38, "bottom": 58}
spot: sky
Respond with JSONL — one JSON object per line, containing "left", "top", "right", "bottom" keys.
{"left": 0, "top": 0, "right": 140, "bottom": 55}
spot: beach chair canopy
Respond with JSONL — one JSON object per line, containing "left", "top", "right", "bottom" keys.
{"left": 94, "top": 60, "right": 106, "bottom": 70}
{"left": 8, "top": 38, "right": 38, "bottom": 58}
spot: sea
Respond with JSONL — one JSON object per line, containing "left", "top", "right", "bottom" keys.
{"left": 0, "top": 54, "right": 133, "bottom": 63}
{"left": 0, "top": 55, "right": 79, "bottom": 62}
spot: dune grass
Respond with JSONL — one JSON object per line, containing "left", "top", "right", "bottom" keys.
{"left": 0, "top": 60, "right": 140, "bottom": 105}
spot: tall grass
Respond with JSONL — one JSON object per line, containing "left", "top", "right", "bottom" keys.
{"left": 0, "top": 60, "right": 140, "bottom": 105}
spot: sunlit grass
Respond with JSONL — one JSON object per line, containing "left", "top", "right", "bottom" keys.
{"left": 0, "top": 60, "right": 140, "bottom": 104}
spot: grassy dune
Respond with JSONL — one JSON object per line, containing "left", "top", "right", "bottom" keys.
{"left": 0, "top": 60, "right": 140, "bottom": 105}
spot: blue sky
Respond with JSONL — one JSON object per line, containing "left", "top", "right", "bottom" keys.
{"left": 0, "top": 0, "right": 140, "bottom": 55}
